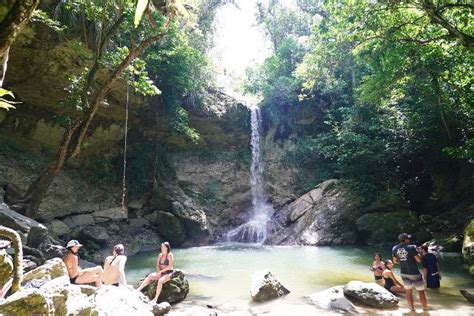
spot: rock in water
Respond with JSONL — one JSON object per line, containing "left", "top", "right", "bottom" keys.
{"left": 143, "top": 270, "right": 189, "bottom": 304}
{"left": 306, "top": 286, "right": 357, "bottom": 313}
{"left": 22, "top": 258, "right": 68, "bottom": 284}
{"left": 343, "top": 281, "right": 399, "bottom": 309}
{"left": 152, "top": 302, "right": 172, "bottom": 315}
{"left": 460, "top": 289, "right": 474, "bottom": 304}
{"left": 250, "top": 270, "right": 290, "bottom": 302}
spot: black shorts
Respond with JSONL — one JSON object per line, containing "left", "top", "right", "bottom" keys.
{"left": 70, "top": 276, "right": 78, "bottom": 284}
{"left": 162, "top": 269, "right": 174, "bottom": 275}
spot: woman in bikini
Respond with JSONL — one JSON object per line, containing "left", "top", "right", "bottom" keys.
{"left": 383, "top": 260, "right": 405, "bottom": 294}
{"left": 369, "top": 253, "right": 386, "bottom": 284}
{"left": 102, "top": 244, "right": 127, "bottom": 286}
{"left": 136, "top": 241, "right": 174, "bottom": 305}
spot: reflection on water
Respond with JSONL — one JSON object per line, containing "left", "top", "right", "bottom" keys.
{"left": 126, "top": 244, "right": 474, "bottom": 314}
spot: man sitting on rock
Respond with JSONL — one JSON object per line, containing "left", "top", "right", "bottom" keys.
{"left": 64, "top": 240, "right": 103, "bottom": 287}
{"left": 392, "top": 233, "right": 429, "bottom": 312}
{"left": 0, "top": 240, "right": 13, "bottom": 299}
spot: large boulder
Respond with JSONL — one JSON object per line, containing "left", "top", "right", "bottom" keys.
{"left": 151, "top": 211, "right": 185, "bottom": 245}
{"left": 463, "top": 219, "right": 474, "bottom": 275}
{"left": 343, "top": 281, "right": 399, "bottom": 309}
{"left": 355, "top": 210, "right": 419, "bottom": 245}
{"left": 62, "top": 214, "right": 95, "bottom": 229}
{"left": 250, "top": 270, "right": 290, "bottom": 302}
{"left": 171, "top": 200, "right": 211, "bottom": 244}
{"left": 77, "top": 226, "right": 110, "bottom": 247}
{"left": 39, "top": 243, "right": 67, "bottom": 260}
{"left": 0, "top": 203, "right": 48, "bottom": 246}
{"left": 22, "top": 258, "right": 68, "bottom": 284}
{"left": 0, "top": 289, "right": 52, "bottom": 315}
{"left": 148, "top": 183, "right": 212, "bottom": 245}
{"left": 306, "top": 286, "right": 357, "bottom": 313}
{"left": 92, "top": 207, "right": 128, "bottom": 223}
{"left": 142, "top": 270, "right": 189, "bottom": 304}
{"left": 94, "top": 285, "right": 154, "bottom": 315}
{"left": 267, "top": 180, "right": 359, "bottom": 245}
{"left": 45, "top": 219, "right": 70, "bottom": 238}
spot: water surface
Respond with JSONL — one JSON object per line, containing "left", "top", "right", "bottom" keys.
{"left": 126, "top": 244, "right": 474, "bottom": 314}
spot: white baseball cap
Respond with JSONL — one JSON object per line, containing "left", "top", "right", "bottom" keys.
{"left": 66, "top": 240, "right": 83, "bottom": 248}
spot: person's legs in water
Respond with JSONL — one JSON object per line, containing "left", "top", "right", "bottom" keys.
{"left": 136, "top": 272, "right": 160, "bottom": 292}
{"left": 419, "top": 290, "right": 428, "bottom": 310}
{"left": 75, "top": 266, "right": 104, "bottom": 287}
{"left": 149, "top": 274, "right": 171, "bottom": 305}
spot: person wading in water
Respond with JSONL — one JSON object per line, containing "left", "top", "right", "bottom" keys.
{"left": 369, "top": 253, "right": 386, "bottom": 285}
{"left": 392, "top": 233, "right": 429, "bottom": 312}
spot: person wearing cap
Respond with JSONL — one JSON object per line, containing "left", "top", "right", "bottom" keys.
{"left": 64, "top": 240, "right": 103, "bottom": 287}
{"left": 392, "top": 233, "right": 429, "bottom": 312}
{"left": 102, "top": 244, "right": 127, "bottom": 286}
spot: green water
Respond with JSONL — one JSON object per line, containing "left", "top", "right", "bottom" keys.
{"left": 126, "top": 244, "right": 474, "bottom": 314}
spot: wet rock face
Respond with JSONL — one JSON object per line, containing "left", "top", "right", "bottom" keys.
{"left": 267, "top": 179, "right": 359, "bottom": 246}
{"left": 343, "top": 281, "right": 399, "bottom": 309}
{"left": 250, "top": 270, "right": 290, "bottom": 302}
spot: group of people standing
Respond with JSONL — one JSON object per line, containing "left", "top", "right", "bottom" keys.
{"left": 370, "top": 233, "right": 441, "bottom": 312}
{"left": 64, "top": 240, "right": 174, "bottom": 305}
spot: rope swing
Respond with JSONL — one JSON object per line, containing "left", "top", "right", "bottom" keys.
{"left": 120, "top": 83, "right": 129, "bottom": 213}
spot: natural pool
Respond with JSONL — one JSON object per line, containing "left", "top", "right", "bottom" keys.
{"left": 126, "top": 244, "right": 474, "bottom": 314}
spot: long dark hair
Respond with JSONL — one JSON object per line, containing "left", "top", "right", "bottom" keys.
{"left": 374, "top": 253, "right": 382, "bottom": 261}
{"left": 162, "top": 241, "right": 171, "bottom": 254}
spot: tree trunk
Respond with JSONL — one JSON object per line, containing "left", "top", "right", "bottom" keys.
{"left": 22, "top": 122, "right": 79, "bottom": 218}
{"left": 0, "top": 0, "right": 41, "bottom": 87}
{"left": 0, "top": 226, "right": 23, "bottom": 294}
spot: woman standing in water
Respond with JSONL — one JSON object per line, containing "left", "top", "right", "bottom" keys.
{"left": 420, "top": 244, "right": 441, "bottom": 289}
{"left": 136, "top": 242, "right": 174, "bottom": 305}
{"left": 382, "top": 260, "right": 405, "bottom": 294}
{"left": 369, "top": 253, "right": 386, "bottom": 284}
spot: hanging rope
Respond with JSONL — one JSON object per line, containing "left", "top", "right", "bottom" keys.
{"left": 120, "top": 84, "right": 129, "bottom": 213}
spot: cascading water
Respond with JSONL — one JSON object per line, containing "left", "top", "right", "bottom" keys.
{"left": 226, "top": 106, "right": 273, "bottom": 244}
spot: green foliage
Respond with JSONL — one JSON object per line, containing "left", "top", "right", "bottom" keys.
{"left": 248, "top": 0, "right": 474, "bottom": 204}
{"left": 32, "top": 10, "right": 66, "bottom": 32}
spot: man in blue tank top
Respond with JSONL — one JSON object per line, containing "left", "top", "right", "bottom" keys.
{"left": 392, "top": 233, "right": 429, "bottom": 312}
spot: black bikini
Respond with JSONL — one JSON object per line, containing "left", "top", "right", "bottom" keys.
{"left": 383, "top": 273, "right": 395, "bottom": 290}
{"left": 70, "top": 276, "right": 78, "bottom": 284}
{"left": 159, "top": 254, "right": 173, "bottom": 275}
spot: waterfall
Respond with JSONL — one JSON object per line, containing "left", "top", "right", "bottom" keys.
{"left": 226, "top": 107, "right": 273, "bottom": 244}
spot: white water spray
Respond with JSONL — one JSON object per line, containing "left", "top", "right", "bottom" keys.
{"left": 227, "top": 107, "right": 273, "bottom": 244}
